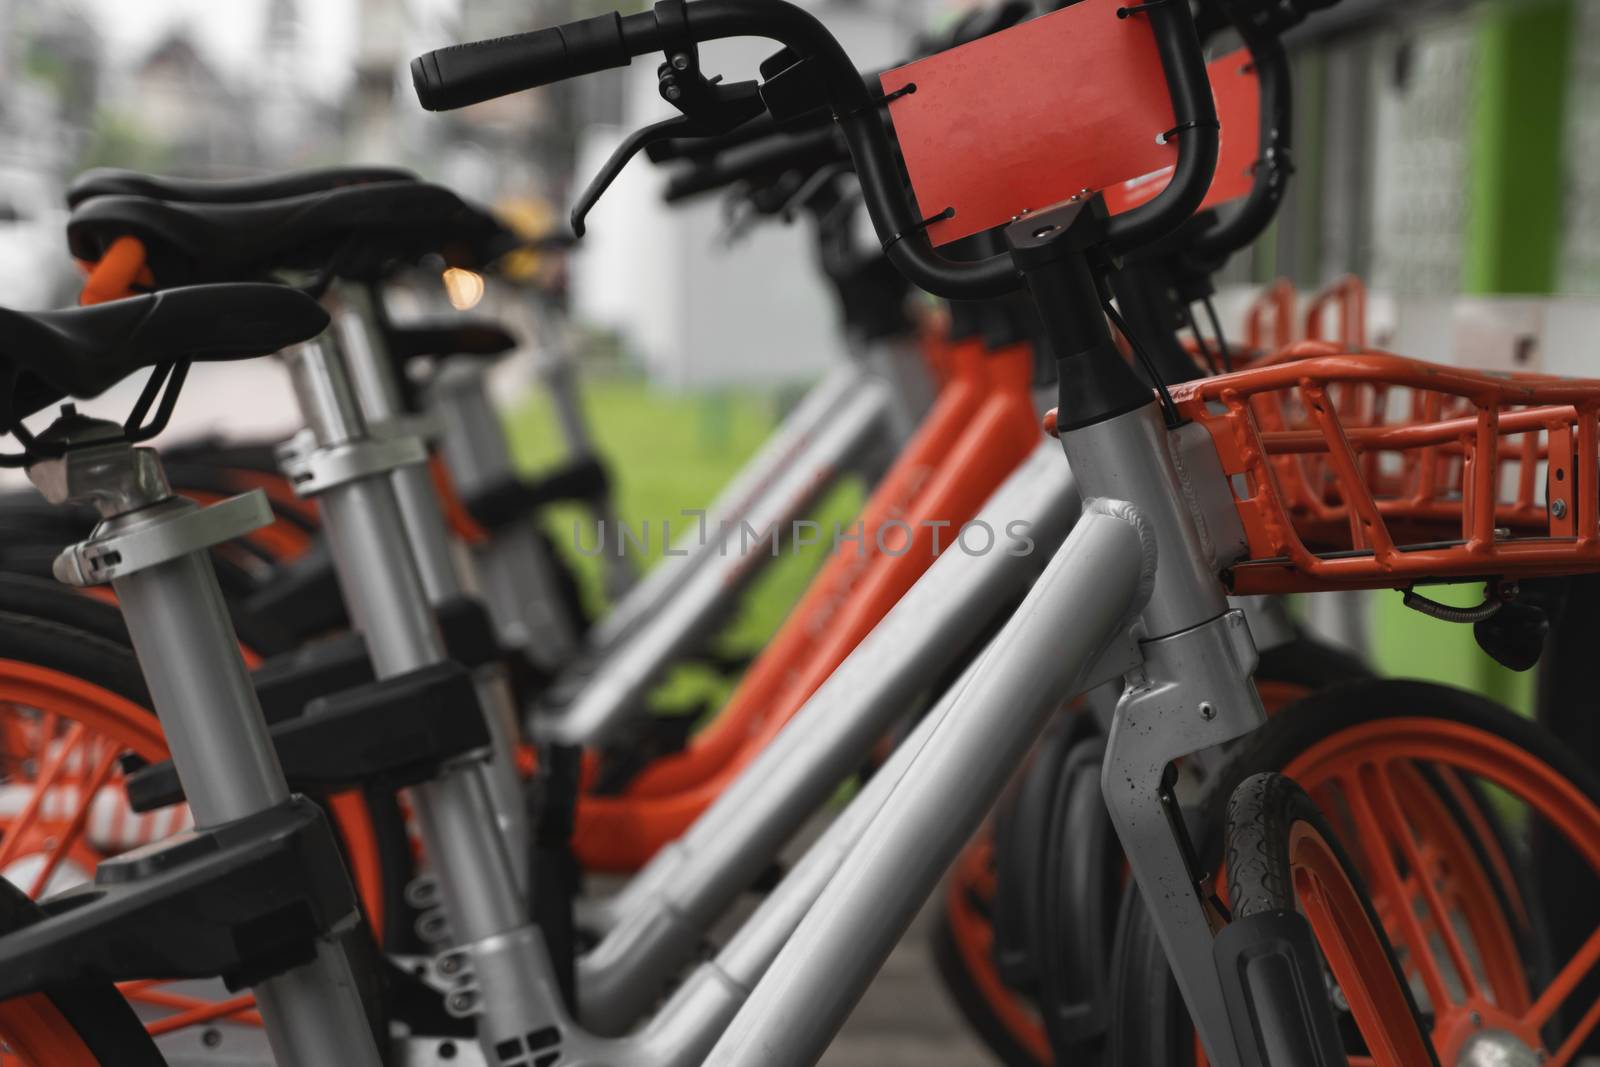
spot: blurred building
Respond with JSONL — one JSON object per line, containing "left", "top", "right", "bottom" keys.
{"left": 126, "top": 32, "right": 258, "bottom": 170}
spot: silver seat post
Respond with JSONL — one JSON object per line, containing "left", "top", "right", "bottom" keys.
{"left": 332, "top": 282, "right": 532, "bottom": 893}
{"left": 428, "top": 357, "right": 582, "bottom": 670}
{"left": 28, "top": 418, "right": 382, "bottom": 1067}
{"left": 279, "top": 333, "right": 566, "bottom": 1056}
{"left": 529, "top": 300, "right": 636, "bottom": 599}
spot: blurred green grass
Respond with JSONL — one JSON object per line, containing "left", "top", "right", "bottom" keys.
{"left": 502, "top": 377, "right": 864, "bottom": 712}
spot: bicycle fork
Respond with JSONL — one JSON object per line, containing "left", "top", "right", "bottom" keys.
{"left": 279, "top": 333, "right": 567, "bottom": 1059}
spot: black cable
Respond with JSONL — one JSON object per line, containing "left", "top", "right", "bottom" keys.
{"left": 1103, "top": 302, "right": 1181, "bottom": 428}
{"left": 1180, "top": 303, "right": 1219, "bottom": 376}
{"left": 1202, "top": 295, "right": 1234, "bottom": 373}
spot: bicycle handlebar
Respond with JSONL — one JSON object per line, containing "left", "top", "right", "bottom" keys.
{"left": 411, "top": 13, "right": 633, "bottom": 111}
{"left": 412, "top": 0, "right": 1218, "bottom": 301}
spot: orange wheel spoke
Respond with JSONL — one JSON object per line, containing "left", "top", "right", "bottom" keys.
{"left": 1546, "top": 995, "right": 1600, "bottom": 1067}
{"left": 1526, "top": 925, "right": 1600, "bottom": 1033}
{"left": 0, "top": 724, "right": 88, "bottom": 872}
{"left": 1340, "top": 769, "right": 1454, "bottom": 1013}
{"left": 27, "top": 744, "right": 120, "bottom": 898}
{"left": 1365, "top": 762, "right": 1481, "bottom": 1000}
{"left": 137, "top": 991, "right": 262, "bottom": 1036}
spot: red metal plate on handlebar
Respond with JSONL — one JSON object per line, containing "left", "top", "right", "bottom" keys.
{"left": 879, "top": 0, "right": 1176, "bottom": 247}
{"left": 1103, "top": 48, "right": 1259, "bottom": 214}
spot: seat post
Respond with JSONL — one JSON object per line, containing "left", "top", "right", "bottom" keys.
{"left": 329, "top": 282, "right": 535, "bottom": 893}
{"left": 279, "top": 332, "right": 572, "bottom": 1056}
{"left": 428, "top": 357, "right": 586, "bottom": 669}
{"left": 26, "top": 416, "right": 384, "bottom": 1067}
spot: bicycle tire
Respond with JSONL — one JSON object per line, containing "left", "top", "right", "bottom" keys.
{"left": 1110, "top": 678, "right": 1599, "bottom": 1066}
{"left": 933, "top": 630, "right": 1369, "bottom": 1065}
{"left": 1224, "top": 771, "right": 1438, "bottom": 1067}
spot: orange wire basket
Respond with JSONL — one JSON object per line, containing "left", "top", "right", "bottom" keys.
{"left": 1173, "top": 348, "right": 1600, "bottom": 595}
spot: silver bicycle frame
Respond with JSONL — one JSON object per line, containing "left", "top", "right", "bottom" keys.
{"left": 535, "top": 373, "right": 898, "bottom": 747}
{"left": 585, "top": 360, "right": 884, "bottom": 653}
{"left": 29, "top": 429, "right": 382, "bottom": 1067}
{"left": 705, "top": 402, "right": 1268, "bottom": 1066}
{"left": 332, "top": 285, "right": 531, "bottom": 893}
{"left": 575, "top": 438, "right": 1080, "bottom": 1032}
{"left": 401, "top": 623, "right": 988, "bottom": 1067}
{"left": 280, "top": 332, "right": 554, "bottom": 1059}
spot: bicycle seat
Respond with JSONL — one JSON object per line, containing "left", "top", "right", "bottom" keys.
{"left": 384, "top": 317, "right": 518, "bottom": 363}
{"left": 65, "top": 165, "right": 418, "bottom": 210}
{"left": 0, "top": 284, "right": 330, "bottom": 419}
{"left": 66, "top": 183, "right": 511, "bottom": 288}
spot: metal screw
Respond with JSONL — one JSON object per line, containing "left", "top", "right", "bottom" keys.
{"left": 440, "top": 1041, "right": 459, "bottom": 1060}
{"left": 438, "top": 954, "right": 463, "bottom": 976}
{"left": 671, "top": 52, "right": 691, "bottom": 70}
{"left": 1471, "top": 1010, "right": 1483, "bottom": 1028}
{"left": 202, "top": 1029, "right": 222, "bottom": 1048}
{"left": 1552, "top": 499, "right": 1568, "bottom": 519}
{"left": 1199, "top": 701, "right": 1217, "bottom": 721}
{"left": 1493, "top": 527, "right": 1511, "bottom": 540}
{"left": 448, "top": 991, "right": 476, "bottom": 1014}
{"left": 663, "top": 83, "right": 683, "bottom": 102}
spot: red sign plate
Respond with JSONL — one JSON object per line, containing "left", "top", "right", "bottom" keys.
{"left": 879, "top": 0, "right": 1177, "bottom": 247}
{"left": 1103, "top": 48, "right": 1260, "bottom": 215}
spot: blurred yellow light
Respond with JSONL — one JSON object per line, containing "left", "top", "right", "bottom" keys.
{"left": 443, "top": 268, "right": 485, "bottom": 310}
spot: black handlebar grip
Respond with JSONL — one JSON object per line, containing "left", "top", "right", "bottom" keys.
{"left": 412, "top": 13, "right": 630, "bottom": 111}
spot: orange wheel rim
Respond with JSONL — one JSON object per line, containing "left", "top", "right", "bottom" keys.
{"left": 1282, "top": 717, "right": 1600, "bottom": 1065}
{"left": 0, "top": 993, "right": 105, "bottom": 1065}
{"left": 1288, "top": 819, "right": 1434, "bottom": 1067}
{"left": 946, "top": 826, "right": 1051, "bottom": 1063}
{"left": 0, "top": 659, "right": 386, "bottom": 1044}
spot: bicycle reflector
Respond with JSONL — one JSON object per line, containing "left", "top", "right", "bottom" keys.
{"left": 1171, "top": 349, "right": 1600, "bottom": 594}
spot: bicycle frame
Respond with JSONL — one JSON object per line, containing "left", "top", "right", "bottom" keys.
{"left": 533, "top": 363, "right": 901, "bottom": 747}
{"left": 705, "top": 401, "right": 1268, "bottom": 1067}
{"left": 570, "top": 335, "right": 1041, "bottom": 871}
{"left": 574, "top": 437, "right": 1079, "bottom": 1032}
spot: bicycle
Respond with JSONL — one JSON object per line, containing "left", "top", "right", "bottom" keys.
{"left": 411, "top": 0, "right": 1600, "bottom": 1062}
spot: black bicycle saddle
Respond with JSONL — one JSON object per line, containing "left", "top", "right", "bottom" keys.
{"left": 66, "top": 183, "right": 512, "bottom": 288}
{"left": 383, "top": 317, "right": 518, "bottom": 363}
{"left": 0, "top": 284, "right": 330, "bottom": 419}
{"left": 66, "top": 166, "right": 418, "bottom": 210}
